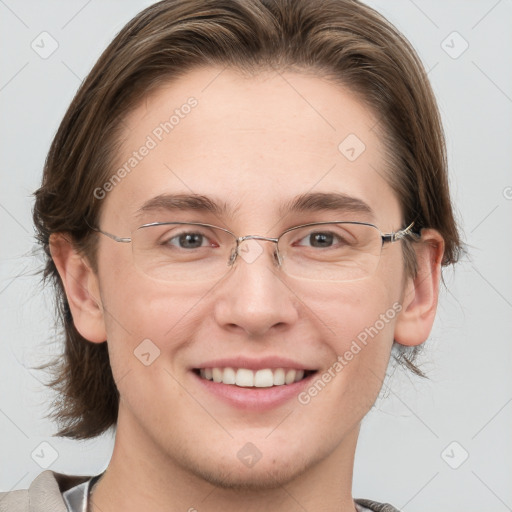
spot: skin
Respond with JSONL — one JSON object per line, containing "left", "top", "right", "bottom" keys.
{"left": 51, "top": 67, "right": 444, "bottom": 512}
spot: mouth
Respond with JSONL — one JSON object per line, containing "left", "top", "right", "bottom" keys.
{"left": 190, "top": 357, "right": 320, "bottom": 410}
{"left": 193, "top": 367, "right": 317, "bottom": 388}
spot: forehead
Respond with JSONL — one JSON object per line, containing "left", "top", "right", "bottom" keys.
{"left": 102, "top": 67, "right": 401, "bottom": 229}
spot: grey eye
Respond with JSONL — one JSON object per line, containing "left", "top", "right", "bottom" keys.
{"left": 177, "top": 233, "right": 205, "bottom": 249}
{"left": 165, "top": 232, "right": 212, "bottom": 249}
{"left": 296, "top": 231, "right": 345, "bottom": 248}
{"left": 308, "top": 232, "right": 335, "bottom": 247}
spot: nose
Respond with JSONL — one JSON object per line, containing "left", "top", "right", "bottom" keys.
{"left": 212, "top": 238, "right": 299, "bottom": 338}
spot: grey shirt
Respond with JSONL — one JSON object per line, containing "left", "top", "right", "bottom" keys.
{"left": 0, "top": 471, "right": 400, "bottom": 512}
{"left": 62, "top": 474, "right": 102, "bottom": 512}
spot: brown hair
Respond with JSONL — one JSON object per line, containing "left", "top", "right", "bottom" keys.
{"left": 33, "top": 0, "right": 461, "bottom": 439}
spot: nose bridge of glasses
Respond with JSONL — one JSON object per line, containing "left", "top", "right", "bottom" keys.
{"left": 237, "top": 235, "right": 279, "bottom": 244}
{"left": 231, "top": 235, "right": 281, "bottom": 266}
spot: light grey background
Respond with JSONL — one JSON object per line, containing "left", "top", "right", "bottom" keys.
{"left": 1, "top": 1, "right": 511, "bottom": 510}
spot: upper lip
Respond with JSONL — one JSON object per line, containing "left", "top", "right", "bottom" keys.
{"left": 192, "top": 356, "right": 317, "bottom": 371}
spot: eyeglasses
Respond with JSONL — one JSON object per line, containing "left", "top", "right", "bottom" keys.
{"left": 92, "top": 220, "right": 416, "bottom": 282}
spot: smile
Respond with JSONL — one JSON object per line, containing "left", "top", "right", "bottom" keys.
{"left": 195, "top": 367, "right": 316, "bottom": 387}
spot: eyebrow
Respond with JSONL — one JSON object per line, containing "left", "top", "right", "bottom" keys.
{"left": 136, "top": 193, "right": 232, "bottom": 218}
{"left": 136, "top": 192, "right": 374, "bottom": 219}
{"left": 279, "top": 192, "right": 374, "bottom": 218}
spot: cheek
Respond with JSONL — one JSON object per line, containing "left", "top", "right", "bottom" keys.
{"left": 296, "top": 269, "right": 402, "bottom": 351}
{"left": 95, "top": 246, "right": 215, "bottom": 380}
{"left": 289, "top": 290, "right": 400, "bottom": 443}
{"left": 292, "top": 276, "right": 402, "bottom": 412}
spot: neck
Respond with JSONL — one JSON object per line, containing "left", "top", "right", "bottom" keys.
{"left": 90, "top": 408, "right": 359, "bottom": 512}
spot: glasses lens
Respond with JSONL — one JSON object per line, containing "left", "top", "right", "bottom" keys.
{"left": 132, "top": 223, "right": 235, "bottom": 281}
{"left": 277, "top": 222, "right": 382, "bottom": 281}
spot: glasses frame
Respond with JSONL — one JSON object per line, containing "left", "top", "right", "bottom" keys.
{"left": 92, "top": 220, "right": 417, "bottom": 272}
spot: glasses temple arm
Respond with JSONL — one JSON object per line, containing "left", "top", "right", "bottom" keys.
{"left": 85, "top": 219, "right": 132, "bottom": 243}
{"left": 381, "top": 221, "right": 417, "bottom": 243}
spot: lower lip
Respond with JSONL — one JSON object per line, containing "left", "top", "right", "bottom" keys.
{"left": 191, "top": 371, "right": 317, "bottom": 411}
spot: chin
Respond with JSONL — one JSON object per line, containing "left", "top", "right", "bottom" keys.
{"left": 180, "top": 448, "right": 315, "bottom": 491}
{"left": 189, "top": 463, "right": 308, "bottom": 491}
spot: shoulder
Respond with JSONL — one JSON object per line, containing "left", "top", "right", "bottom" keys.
{"left": 0, "top": 471, "right": 92, "bottom": 512}
{"left": 355, "top": 498, "right": 401, "bottom": 512}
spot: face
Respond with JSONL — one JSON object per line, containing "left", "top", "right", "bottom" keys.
{"left": 91, "top": 67, "right": 409, "bottom": 488}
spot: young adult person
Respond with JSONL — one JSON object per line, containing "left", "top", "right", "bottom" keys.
{"left": 0, "top": 1, "right": 460, "bottom": 511}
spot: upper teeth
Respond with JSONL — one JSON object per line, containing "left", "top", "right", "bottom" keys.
{"left": 199, "top": 367, "right": 306, "bottom": 387}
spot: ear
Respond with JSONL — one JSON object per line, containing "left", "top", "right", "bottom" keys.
{"left": 394, "top": 229, "right": 445, "bottom": 346}
{"left": 49, "top": 233, "right": 107, "bottom": 343}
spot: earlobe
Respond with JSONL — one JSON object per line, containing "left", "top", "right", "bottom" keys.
{"left": 50, "top": 233, "right": 107, "bottom": 343}
{"left": 394, "top": 229, "right": 445, "bottom": 347}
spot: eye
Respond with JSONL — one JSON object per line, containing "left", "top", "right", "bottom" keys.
{"left": 295, "top": 230, "right": 347, "bottom": 248}
{"left": 164, "top": 230, "right": 215, "bottom": 249}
